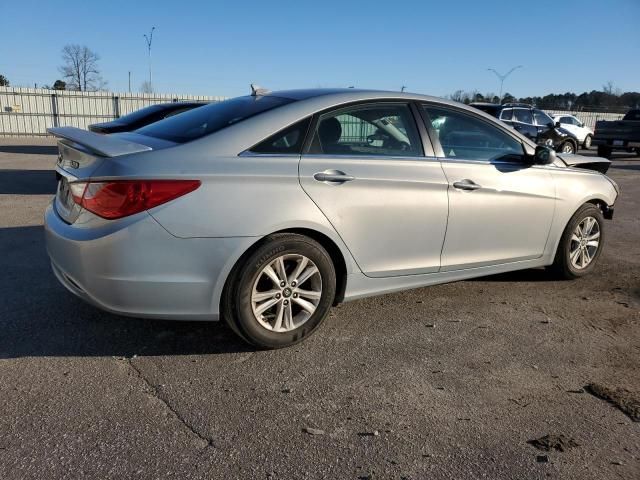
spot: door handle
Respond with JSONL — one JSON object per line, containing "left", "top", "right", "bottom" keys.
{"left": 453, "top": 179, "right": 481, "bottom": 191}
{"left": 313, "top": 170, "right": 355, "bottom": 183}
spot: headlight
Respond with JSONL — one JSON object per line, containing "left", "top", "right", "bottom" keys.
{"left": 544, "top": 138, "right": 554, "bottom": 146}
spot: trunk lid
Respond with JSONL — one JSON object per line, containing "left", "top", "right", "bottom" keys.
{"left": 48, "top": 127, "right": 174, "bottom": 223}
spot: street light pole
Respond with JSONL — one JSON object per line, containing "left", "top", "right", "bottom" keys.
{"left": 487, "top": 65, "right": 523, "bottom": 103}
{"left": 143, "top": 27, "right": 156, "bottom": 90}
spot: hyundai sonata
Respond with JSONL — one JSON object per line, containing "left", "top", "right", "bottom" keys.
{"left": 46, "top": 88, "right": 619, "bottom": 348}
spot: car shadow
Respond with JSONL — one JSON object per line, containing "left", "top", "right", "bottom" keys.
{"left": 0, "top": 145, "right": 58, "bottom": 155}
{"left": 0, "top": 170, "right": 58, "bottom": 195}
{"left": 0, "top": 226, "right": 252, "bottom": 359}
{"left": 469, "top": 267, "right": 555, "bottom": 283}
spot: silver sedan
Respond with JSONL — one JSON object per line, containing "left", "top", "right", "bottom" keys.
{"left": 45, "top": 88, "right": 619, "bottom": 348}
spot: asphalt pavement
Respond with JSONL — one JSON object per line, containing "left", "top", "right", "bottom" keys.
{"left": 0, "top": 138, "right": 638, "bottom": 479}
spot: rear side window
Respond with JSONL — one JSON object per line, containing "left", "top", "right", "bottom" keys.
{"left": 308, "top": 103, "right": 422, "bottom": 157}
{"left": 250, "top": 117, "right": 311, "bottom": 154}
{"left": 136, "top": 96, "right": 294, "bottom": 143}
{"left": 499, "top": 108, "right": 513, "bottom": 121}
{"left": 623, "top": 110, "right": 640, "bottom": 120}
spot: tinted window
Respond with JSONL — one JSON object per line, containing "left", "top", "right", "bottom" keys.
{"left": 117, "top": 104, "right": 167, "bottom": 123}
{"left": 499, "top": 108, "right": 513, "bottom": 121}
{"left": 513, "top": 108, "right": 533, "bottom": 124}
{"left": 424, "top": 106, "right": 523, "bottom": 162}
{"left": 533, "top": 110, "right": 554, "bottom": 126}
{"left": 310, "top": 103, "right": 422, "bottom": 157}
{"left": 137, "top": 96, "right": 294, "bottom": 143}
{"left": 623, "top": 110, "right": 640, "bottom": 121}
{"left": 250, "top": 117, "right": 311, "bottom": 154}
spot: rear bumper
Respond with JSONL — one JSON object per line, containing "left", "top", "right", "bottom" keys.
{"left": 592, "top": 138, "right": 640, "bottom": 149}
{"left": 44, "top": 203, "right": 257, "bottom": 320}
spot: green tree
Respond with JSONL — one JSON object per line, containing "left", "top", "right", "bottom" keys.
{"left": 0, "top": 74, "right": 9, "bottom": 87}
{"left": 53, "top": 80, "right": 66, "bottom": 90}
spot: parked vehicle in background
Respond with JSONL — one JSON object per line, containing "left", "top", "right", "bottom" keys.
{"left": 592, "top": 109, "right": 640, "bottom": 158}
{"left": 88, "top": 102, "right": 207, "bottom": 133}
{"left": 470, "top": 103, "right": 579, "bottom": 154}
{"left": 552, "top": 114, "right": 594, "bottom": 149}
{"left": 46, "top": 88, "right": 618, "bottom": 348}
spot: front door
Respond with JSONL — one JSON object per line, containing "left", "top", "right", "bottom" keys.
{"left": 422, "top": 105, "right": 556, "bottom": 271}
{"left": 299, "top": 102, "right": 449, "bottom": 277}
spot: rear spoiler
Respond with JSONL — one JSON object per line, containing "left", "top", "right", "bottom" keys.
{"left": 47, "top": 127, "right": 152, "bottom": 157}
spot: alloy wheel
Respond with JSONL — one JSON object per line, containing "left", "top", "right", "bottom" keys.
{"left": 251, "top": 254, "right": 322, "bottom": 332}
{"left": 569, "top": 216, "right": 600, "bottom": 269}
{"left": 562, "top": 142, "right": 575, "bottom": 154}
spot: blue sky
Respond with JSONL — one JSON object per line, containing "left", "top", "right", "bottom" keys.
{"left": 1, "top": 0, "right": 638, "bottom": 98}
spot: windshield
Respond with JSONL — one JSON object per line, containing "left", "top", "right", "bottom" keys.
{"left": 136, "top": 95, "right": 294, "bottom": 143}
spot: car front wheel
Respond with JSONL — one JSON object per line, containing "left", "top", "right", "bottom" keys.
{"left": 560, "top": 141, "right": 576, "bottom": 154}
{"left": 550, "top": 204, "right": 605, "bottom": 279}
{"left": 222, "top": 233, "right": 336, "bottom": 348}
{"left": 583, "top": 134, "right": 592, "bottom": 149}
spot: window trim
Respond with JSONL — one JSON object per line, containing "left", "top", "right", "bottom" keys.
{"left": 302, "top": 100, "right": 432, "bottom": 158}
{"left": 418, "top": 102, "right": 529, "bottom": 165}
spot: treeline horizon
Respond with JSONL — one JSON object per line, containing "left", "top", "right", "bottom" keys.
{"left": 449, "top": 86, "right": 640, "bottom": 112}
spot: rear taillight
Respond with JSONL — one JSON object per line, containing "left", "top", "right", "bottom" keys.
{"left": 70, "top": 180, "right": 200, "bottom": 219}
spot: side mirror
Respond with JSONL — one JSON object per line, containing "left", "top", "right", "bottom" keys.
{"left": 555, "top": 121, "right": 562, "bottom": 128}
{"left": 534, "top": 145, "right": 557, "bottom": 165}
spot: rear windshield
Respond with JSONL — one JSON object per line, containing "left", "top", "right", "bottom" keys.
{"left": 118, "top": 104, "right": 167, "bottom": 122}
{"left": 136, "top": 95, "right": 294, "bottom": 143}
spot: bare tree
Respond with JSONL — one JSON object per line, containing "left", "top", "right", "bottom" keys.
{"left": 59, "top": 45, "right": 106, "bottom": 91}
{"left": 140, "top": 80, "right": 154, "bottom": 94}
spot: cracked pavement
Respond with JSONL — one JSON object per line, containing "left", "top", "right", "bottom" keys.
{"left": 0, "top": 138, "right": 638, "bottom": 479}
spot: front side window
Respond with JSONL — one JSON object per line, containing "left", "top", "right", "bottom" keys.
{"left": 423, "top": 106, "right": 523, "bottom": 162}
{"left": 513, "top": 108, "right": 534, "bottom": 124}
{"left": 533, "top": 109, "right": 554, "bottom": 127}
{"left": 250, "top": 117, "right": 311, "bottom": 154}
{"left": 136, "top": 95, "right": 294, "bottom": 143}
{"left": 309, "top": 103, "right": 422, "bottom": 157}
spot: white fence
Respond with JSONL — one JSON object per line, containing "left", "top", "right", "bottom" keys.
{"left": 0, "top": 87, "right": 225, "bottom": 137}
{"left": 0, "top": 86, "right": 626, "bottom": 137}
{"left": 545, "top": 110, "right": 624, "bottom": 130}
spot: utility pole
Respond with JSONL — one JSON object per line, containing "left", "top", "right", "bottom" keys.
{"left": 128, "top": 71, "right": 131, "bottom": 93}
{"left": 401, "top": 86, "right": 406, "bottom": 92}
{"left": 143, "top": 26, "right": 156, "bottom": 89}
{"left": 487, "top": 65, "right": 523, "bottom": 103}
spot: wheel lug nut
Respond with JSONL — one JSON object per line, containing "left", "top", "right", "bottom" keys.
{"left": 276, "top": 294, "right": 281, "bottom": 299}
{"left": 293, "top": 293, "right": 298, "bottom": 298}
{"left": 284, "top": 300, "right": 289, "bottom": 305}
{"left": 291, "top": 281, "right": 296, "bottom": 287}
{"left": 280, "top": 281, "right": 286, "bottom": 287}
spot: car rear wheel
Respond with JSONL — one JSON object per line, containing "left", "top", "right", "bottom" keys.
{"left": 583, "top": 134, "right": 592, "bottom": 149}
{"left": 549, "top": 204, "right": 604, "bottom": 279}
{"left": 597, "top": 145, "right": 612, "bottom": 159}
{"left": 560, "top": 141, "right": 576, "bottom": 154}
{"left": 222, "top": 233, "right": 336, "bottom": 348}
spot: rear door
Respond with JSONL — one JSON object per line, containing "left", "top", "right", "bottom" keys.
{"left": 511, "top": 108, "right": 539, "bottom": 141}
{"left": 299, "top": 102, "right": 449, "bottom": 277}
{"left": 420, "top": 105, "right": 556, "bottom": 271}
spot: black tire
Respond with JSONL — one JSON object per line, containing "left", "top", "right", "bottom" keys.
{"left": 559, "top": 140, "right": 576, "bottom": 154}
{"left": 549, "top": 204, "right": 605, "bottom": 279}
{"left": 635, "top": 148, "right": 640, "bottom": 156}
{"left": 582, "top": 134, "right": 592, "bottom": 150}
{"left": 222, "top": 233, "right": 336, "bottom": 349}
{"left": 597, "top": 145, "right": 612, "bottom": 159}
